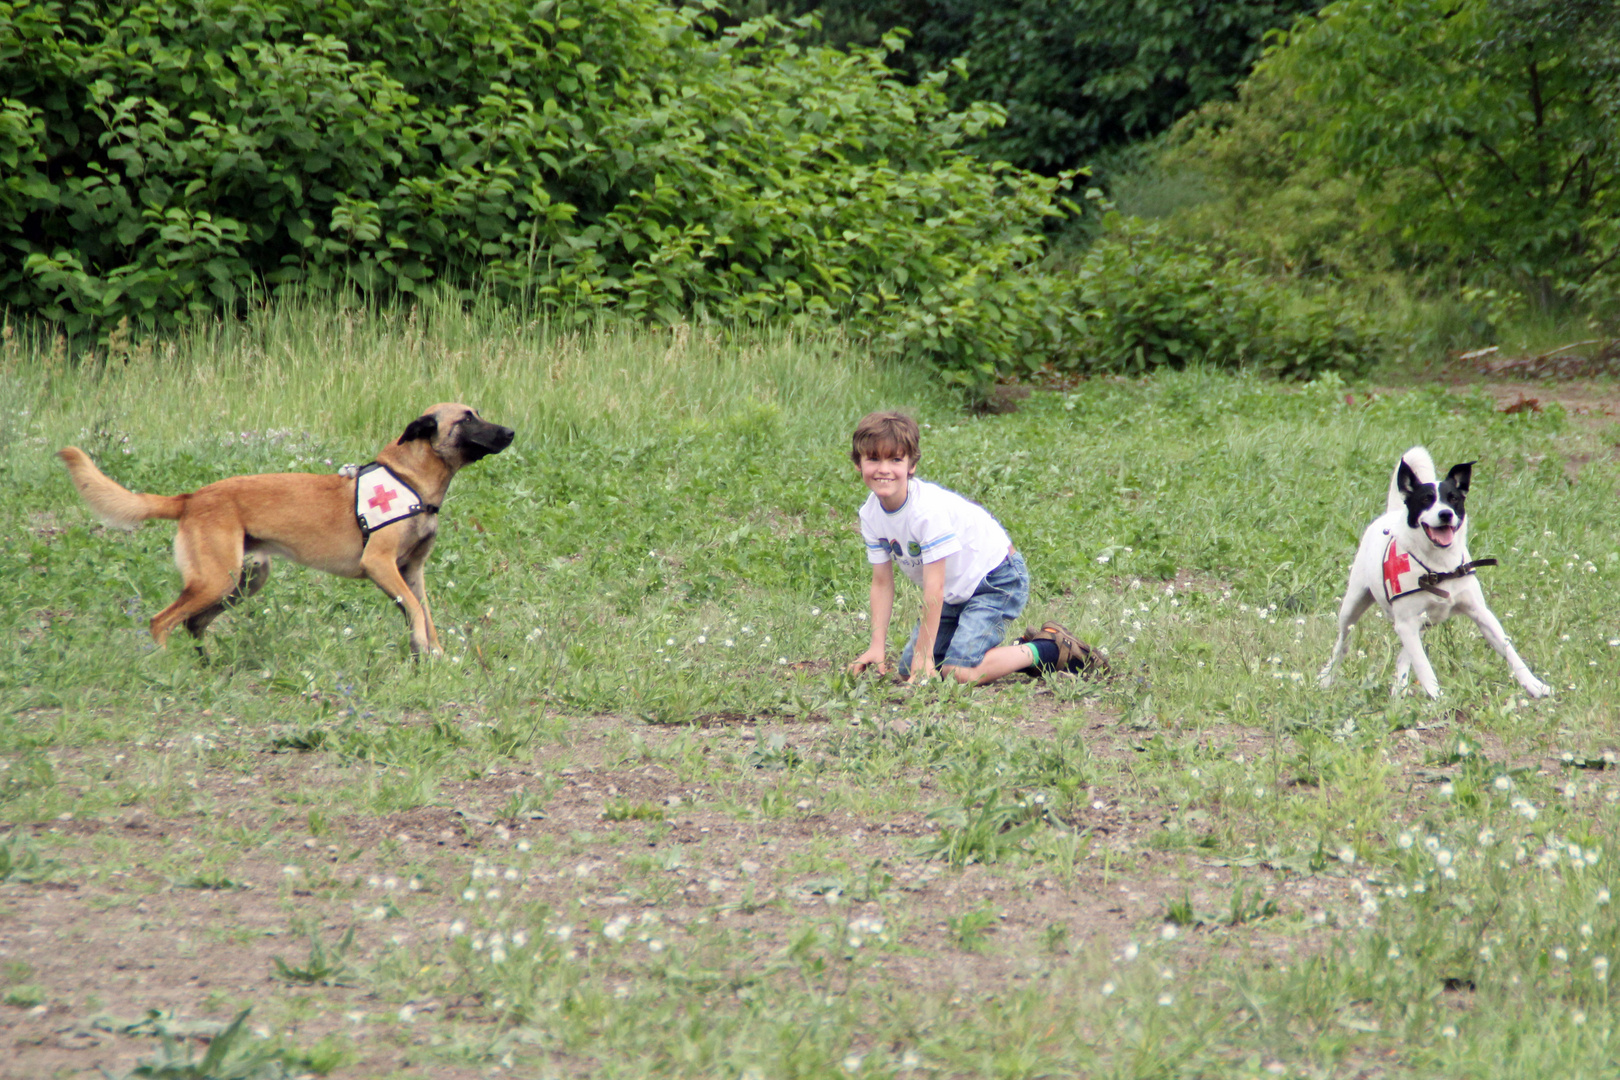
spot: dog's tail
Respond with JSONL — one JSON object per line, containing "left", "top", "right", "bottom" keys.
{"left": 57, "top": 447, "right": 185, "bottom": 528}
{"left": 1387, "top": 445, "right": 1436, "bottom": 514}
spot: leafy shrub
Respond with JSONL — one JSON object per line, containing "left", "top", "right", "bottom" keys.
{"left": 1068, "top": 214, "right": 1385, "bottom": 378}
{"left": 0, "top": 0, "right": 1079, "bottom": 378}
{"left": 0, "top": 0, "right": 1391, "bottom": 384}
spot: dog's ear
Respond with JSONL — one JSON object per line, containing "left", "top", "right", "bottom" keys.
{"left": 1397, "top": 459, "right": 1420, "bottom": 495}
{"left": 1446, "top": 461, "right": 1474, "bottom": 493}
{"left": 400, "top": 415, "right": 439, "bottom": 444}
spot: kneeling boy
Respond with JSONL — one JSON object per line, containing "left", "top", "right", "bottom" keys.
{"left": 844, "top": 411, "right": 1106, "bottom": 685}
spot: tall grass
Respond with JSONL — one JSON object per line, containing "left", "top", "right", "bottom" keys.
{"left": 2, "top": 292, "right": 940, "bottom": 470}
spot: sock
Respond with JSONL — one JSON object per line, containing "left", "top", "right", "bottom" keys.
{"left": 1019, "top": 638, "right": 1100, "bottom": 676}
{"left": 1018, "top": 638, "right": 1062, "bottom": 676}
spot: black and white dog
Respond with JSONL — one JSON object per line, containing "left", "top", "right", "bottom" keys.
{"left": 1319, "top": 446, "right": 1550, "bottom": 699}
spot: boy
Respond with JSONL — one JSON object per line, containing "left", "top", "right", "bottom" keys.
{"left": 844, "top": 411, "right": 1107, "bottom": 684}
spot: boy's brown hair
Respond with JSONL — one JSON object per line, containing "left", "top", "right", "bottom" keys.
{"left": 850, "top": 411, "right": 921, "bottom": 469}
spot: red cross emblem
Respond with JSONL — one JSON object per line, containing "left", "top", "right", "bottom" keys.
{"left": 368, "top": 485, "right": 400, "bottom": 514}
{"left": 1383, "top": 543, "right": 1411, "bottom": 597}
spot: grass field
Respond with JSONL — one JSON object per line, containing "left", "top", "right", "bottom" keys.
{"left": 3, "top": 303, "right": 1620, "bottom": 1078}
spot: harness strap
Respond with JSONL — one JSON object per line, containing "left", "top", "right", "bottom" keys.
{"left": 1410, "top": 554, "right": 1499, "bottom": 600}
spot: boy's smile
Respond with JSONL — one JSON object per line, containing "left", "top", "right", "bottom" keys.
{"left": 860, "top": 453, "right": 913, "bottom": 512}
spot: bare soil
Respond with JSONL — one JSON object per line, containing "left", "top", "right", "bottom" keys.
{"left": 0, "top": 701, "right": 1346, "bottom": 1079}
{"left": 10, "top": 694, "right": 1579, "bottom": 1079}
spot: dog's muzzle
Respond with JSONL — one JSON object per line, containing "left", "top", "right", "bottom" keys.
{"left": 462, "top": 421, "right": 515, "bottom": 461}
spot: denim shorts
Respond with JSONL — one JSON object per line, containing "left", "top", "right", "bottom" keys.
{"left": 899, "top": 551, "right": 1030, "bottom": 676}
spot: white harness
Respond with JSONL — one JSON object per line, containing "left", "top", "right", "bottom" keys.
{"left": 1382, "top": 535, "right": 1495, "bottom": 602}
{"left": 1381, "top": 536, "right": 1429, "bottom": 602}
{"left": 353, "top": 463, "right": 436, "bottom": 543}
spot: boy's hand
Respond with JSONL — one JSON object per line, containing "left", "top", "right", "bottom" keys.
{"left": 848, "top": 648, "right": 888, "bottom": 675}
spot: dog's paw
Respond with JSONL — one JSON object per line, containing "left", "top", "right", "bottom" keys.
{"left": 1522, "top": 678, "right": 1552, "bottom": 699}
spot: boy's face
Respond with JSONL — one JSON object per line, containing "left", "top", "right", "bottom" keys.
{"left": 858, "top": 447, "right": 915, "bottom": 511}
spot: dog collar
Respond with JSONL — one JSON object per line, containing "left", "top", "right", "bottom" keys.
{"left": 1382, "top": 537, "right": 1497, "bottom": 601}
{"left": 353, "top": 463, "right": 438, "bottom": 543}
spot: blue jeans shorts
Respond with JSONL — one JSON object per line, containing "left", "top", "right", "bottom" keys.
{"left": 899, "top": 551, "right": 1030, "bottom": 676}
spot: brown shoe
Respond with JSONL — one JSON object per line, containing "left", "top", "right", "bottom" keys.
{"left": 1018, "top": 621, "right": 1111, "bottom": 679}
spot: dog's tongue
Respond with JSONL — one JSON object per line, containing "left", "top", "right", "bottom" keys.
{"left": 1426, "top": 524, "right": 1456, "bottom": 547}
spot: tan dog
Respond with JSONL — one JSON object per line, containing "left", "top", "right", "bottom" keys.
{"left": 58, "top": 403, "right": 513, "bottom": 656}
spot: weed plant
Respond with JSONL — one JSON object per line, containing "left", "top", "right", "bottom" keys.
{"left": 3, "top": 303, "right": 1620, "bottom": 1075}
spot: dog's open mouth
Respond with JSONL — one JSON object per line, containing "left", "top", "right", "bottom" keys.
{"left": 1424, "top": 523, "right": 1457, "bottom": 547}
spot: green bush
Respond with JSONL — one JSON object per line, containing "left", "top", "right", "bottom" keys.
{"left": 0, "top": 0, "right": 1395, "bottom": 383}
{"left": 0, "top": 0, "right": 1076, "bottom": 376}
{"left": 1069, "top": 214, "right": 1384, "bottom": 379}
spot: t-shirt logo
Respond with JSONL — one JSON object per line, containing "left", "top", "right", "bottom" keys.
{"left": 888, "top": 539, "right": 903, "bottom": 557}
{"left": 907, "top": 541, "right": 922, "bottom": 557}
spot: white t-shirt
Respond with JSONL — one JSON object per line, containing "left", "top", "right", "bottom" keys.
{"left": 859, "top": 479, "right": 1012, "bottom": 604}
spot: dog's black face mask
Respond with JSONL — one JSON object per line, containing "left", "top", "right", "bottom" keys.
{"left": 1398, "top": 459, "right": 1472, "bottom": 543}
{"left": 455, "top": 414, "right": 514, "bottom": 462}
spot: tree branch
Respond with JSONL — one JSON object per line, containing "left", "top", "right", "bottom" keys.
{"left": 1527, "top": 54, "right": 1549, "bottom": 192}
{"left": 1458, "top": 131, "right": 1525, "bottom": 188}
{"left": 1555, "top": 151, "right": 1589, "bottom": 201}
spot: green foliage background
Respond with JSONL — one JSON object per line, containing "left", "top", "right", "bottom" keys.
{"left": 5, "top": 0, "right": 1609, "bottom": 380}
{"left": 0, "top": 0, "right": 1391, "bottom": 385}
{"left": 0, "top": 0, "right": 1082, "bottom": 373}
{"left": 743, "top": 0, "right": 1326, "bottom": 174}
{"left": 1157, "top": 0, "right": 1620, "bottom": 318}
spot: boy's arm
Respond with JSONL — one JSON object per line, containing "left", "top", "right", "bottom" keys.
{"left": 848, "top": 561, "right": 895, "bottom": 674}
{"left": 907, "top": 558, "right": 947, "bottom": 683}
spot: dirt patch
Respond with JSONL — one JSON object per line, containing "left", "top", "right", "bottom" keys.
{"left": 1450, "top": 345, "right": 1620, "bottom": 430}
{"left": 1472, "top": 379, "right": 1619, "bottom": 424}
{"left": 1471, "top": 340, "right": 1620, "bottom": 381}
{"left": 0, "top": 702, "right": 1336, "bottom": 1079}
